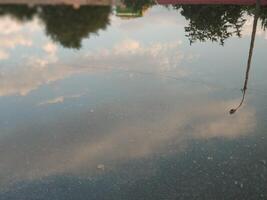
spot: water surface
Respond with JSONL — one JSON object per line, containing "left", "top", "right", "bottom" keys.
{"left": 0, "top": 2, "right": 267, "bottom": 199}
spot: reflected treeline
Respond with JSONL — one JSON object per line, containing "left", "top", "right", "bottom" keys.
{"left": 0, "top": 5, "right": 111, "bottom": 49}
{"left": 115, "top": 0, "right": 154, "bottom": 18}
{"left": 173, "top": 5, "right": 247, "bottom": 45}
{"left": 173, "top": 4, "right": 267, "bottom": 45}
{"left": 0, "top": 5, "right": 36, "bottom": 21}
{"left": 253, "top": 5, "right": 267, "bottom": 28}
{"left": 1, "top": 3, "right": 267, "bottom": 48}
{"left": 121, "top": 0, "right": 154, "bottom": 11}
{"left": 39, "top": 6, "right": 111, "bottom": 49}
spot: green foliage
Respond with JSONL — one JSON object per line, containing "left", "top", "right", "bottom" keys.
{"left": 0, "top": 5, "right": 111, "bottom": 49}
{"left": 122, "top": 0, "right": 154, "bottom": 11}
{"left": 250, "top": 6, "right": 267, "bottom": 30}
{"left": 0, "top": 3, "right": 267, "bottom": 48}
{"left": 174, "top": 5, "right": 247, "bottom": 45}
{"left": 38, "top": 6, "right": 111, "bottom": 49}
{"left": 259, "top": 7, "right": 267, "bottom": 29}
{"left": 0, "top": 5, "right": 37, "bottom": 21}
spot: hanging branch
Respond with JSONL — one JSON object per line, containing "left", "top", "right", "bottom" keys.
{"left": 229, "top": 0, "right": 261, "bottom": 114}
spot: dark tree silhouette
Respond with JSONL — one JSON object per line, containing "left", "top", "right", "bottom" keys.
{"left": 122, "top": 0, "right": 154, "bottom": 11}
{"left": 173, "top": 5, "right": 247, "bottom": 45}
{"left": 38, "top": 6, "right": 111, "bottom": 49}
{"left": 244, "top": 3, "right": 267, "bottom": 29}
{"left": 0, "top": 5, "right": 111, "bottom": 49}
{"left": 1, "top": 3, "right": 267, "bottom": 48}
{"left": 230, "top": 0, "right": 261, "bottom": 114}
{"left": 259, "top": 7, "right": 267, "bottom": 28}
{"left": 0, "top": 5, "right": 37, "bottom": 21}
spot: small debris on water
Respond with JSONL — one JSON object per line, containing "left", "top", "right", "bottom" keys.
{"left": 260, "top": 159, "right": 266, "bottom": 165}
{"left": 97, "top": 164, "right": 105, "bottom": 170}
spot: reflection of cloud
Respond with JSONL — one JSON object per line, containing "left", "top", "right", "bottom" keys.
{"left": 0, "top": 16, "right": 22, "bottom": 35}
{"left": 38, "top": 94, "right": 84, "bottom": 106}
{"left": 27, "top": 51, "right": 58, "bottom": 67}
{"left": 0, "top": 50, "right": 9, "bottom": 60}
{"left": 0, "top": 17, "right": 34, "bottom": 49}
{"left": 0, "top": 64, "right": 78, "bottom": 96}
{"left": 0, "top": 38, "right": 188, "bottom": 97}
{"left": 187, "top": 101, "right": 255, "bottom": 139}
{"left": 0, "top": 16, "right": 40, "bottom": 65}
{"left": 0, "top": 96, "right": 256, "bottom": 188}
{"left": 0, "top": 35, "right": 32, "bottom": 49}
{"left": 0, "top": 33, "right": 32, "bottom": 63}
{"left": 85, "top": 39, "right": 185, "bottom": 73}
{"left": 0, "top": 16, "right": 41, "bottom": 35}
{"left": 43, "top": 42, "right": 58, "bottom": 55}
{"left": 113, "top": 39, "right": 141, "bottom": 53}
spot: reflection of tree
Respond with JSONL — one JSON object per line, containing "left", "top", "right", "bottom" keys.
{"left": 122, "top": 0, "right": 154, "bottom": 12}
{"left": 38, "top": 6, "right": 111, "bottom": 49}
{"left": 230, "top": 1, "right": 261, "bottom": 114}
{"left": 1, "top": 3, "right": 267, "bottom": 49}
{"left": 174, "top": 5, "right": 247, "bottom": 45}
{"left": 0, "top": 5, "right": 37, "bottom": 21}
{"left": 0, "top": 5, "right": 111, "bottom": 49}
{"left": 255, "top": 6, "right": 267, "bottom": 29}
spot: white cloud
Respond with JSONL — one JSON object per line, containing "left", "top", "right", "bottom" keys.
{"left": 0, "top": 50, "right": 9, "bottom": 60}
{"left": 85, "top": 39, "right": 185, "bottom": 73}
{"left": 0, "top": 6, "right": 262, "bottom": 188}
{"left": 0, "top": 97, "right": 256, "bottom": 186}
{"left": 0, "top": 16, "right": 44, "bottom": 67}
{"left": 0, "top": 35, "right": 32, "bottom": 49}
{"left": 43, "top": 42, "right": 58, "bottom": 55}
{"left": 0, "top": 64, "right": 77, "bottom": 96}
{"left": 0, "top": 16, "right": 22, "bottom": 35}
{"left": 113, "top": 39, "right": 141, "bottom": 54}
{"left": 0, "top": 38, "right": 189, "bottom": 97}
{"left": 0, "top": 16, "right": 41, "bottom": 35}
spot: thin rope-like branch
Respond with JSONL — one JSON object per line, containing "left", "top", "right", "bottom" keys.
{"left": 229, "top": 0, "right": 261, "bottom": 114}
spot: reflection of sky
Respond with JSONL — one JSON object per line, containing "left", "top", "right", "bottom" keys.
{"left": 0, "top": 7, "right": 267, "bottom": 98}
{"left": 0, "top": 5, "right": 267, "bottom": 199}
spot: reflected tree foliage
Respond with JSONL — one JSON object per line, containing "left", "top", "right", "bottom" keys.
{"left": 0, "top": 5, "right": 37, "bottom": 21}
{"left": 173, "top": 4, "right": 267, "bottom": 45}
{"left": 250, "top": 6, "right": 267, "bottom": 29}
{"left": 0, "top": 5, "right": 111, "bottom": 49}
{"left": 121, "top": 0, "right": 154, "bottom": 11}
{"left": 38, "top": 6, "right": 111, "bottom": 49}
{"left": 259, "top": 7, "right": 267, "bottom": 28}
{"left": 174, "top": 5, "right": 247, "bottom": 45}
{"left": 0, "top": 3, "right": 267, "bottom": 48}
